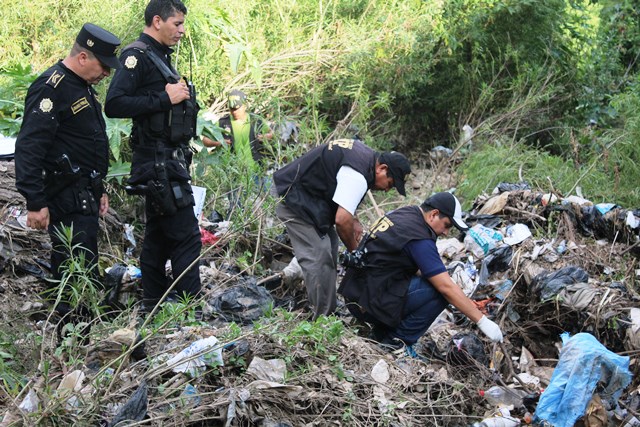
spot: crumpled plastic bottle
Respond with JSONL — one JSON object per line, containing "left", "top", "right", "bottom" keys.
{"left": 480, "top": 385, "right": 525, "bottom": 408}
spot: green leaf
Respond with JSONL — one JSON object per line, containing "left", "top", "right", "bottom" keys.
{"left": 226, "top": 43, "right": 246, "bottom": 74}
{"left": 107, "top": 160, "right": 131, "bottom": 185}
{"left": 104, "top": 116, "right": 131, "bottom": 161}
{"left": 197, "top": 114, "right": 225, "bottom": 142}
{"left": 250, "top": 57, "right": 263, "bottom": 87}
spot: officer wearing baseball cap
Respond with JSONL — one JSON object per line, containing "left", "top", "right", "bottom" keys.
{"left": 378, "top": 151, "right": 412, "bottom": 196}
{"left": 422, "top": 191, "right": 469, "bottom": 230}
{"left": 15, "top": 22, "right": 122, "bottom": 317}
{"left": 75, "top": 23, "right": 122, "bottom": 70}
{"left": 339, "top": 191, "right": 503, "bottom": 356}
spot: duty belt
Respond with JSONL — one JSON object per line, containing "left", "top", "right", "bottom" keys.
{"left": 134, "top": 144, "right": 188, "bottom": 162}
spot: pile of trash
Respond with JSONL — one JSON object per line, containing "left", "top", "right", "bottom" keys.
{"left": 1, "top": 159, "right": 640, "bottom": 426}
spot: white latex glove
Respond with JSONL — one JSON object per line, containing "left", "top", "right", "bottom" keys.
{"left": 282, "top": 257, "right": 303, "bottom": 286}
{"left": 477, "top": 315, "right": 503, "bottom": 342}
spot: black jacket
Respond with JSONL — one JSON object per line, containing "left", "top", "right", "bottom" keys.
{"left": 105, "top": 33, "right": 193, "bottom": 186}
{"left": 15, "top": 61, "right": 109, "bottom": 211}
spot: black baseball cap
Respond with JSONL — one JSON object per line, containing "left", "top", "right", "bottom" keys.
{"left": 76, "top": 23, "right": 121, "bottom": 69}
{"left": 379, "top": 151, "right": 411, "bottom": 196}
{"left": 422, "top": 192, "right": 468, "bottom": 230}
{"left": 228, "top": 89, "right": 247, "bottom": 109}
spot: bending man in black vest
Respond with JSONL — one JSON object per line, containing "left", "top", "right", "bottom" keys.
{"left": 272, "top": 139, "right": 411, "bottom": 319}
{"left": 105, "top": 0, "right": 201, "bottom": 309}
{"left": 339, "top": 192, "right": 503, "bottom": 349}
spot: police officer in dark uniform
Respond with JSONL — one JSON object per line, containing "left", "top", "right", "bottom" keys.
{"left": 105, "top": 0, "right": 201, "bottom": 308}
{"left": 339, "top": 192, "right": 503, "bottom": 348}
{"left": 14, "top": 23, "right": 121, "bottom": 305}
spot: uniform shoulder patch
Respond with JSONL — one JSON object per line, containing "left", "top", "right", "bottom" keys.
{"left": 124, "top": 55, "right": 138, "bottom": 69}
{"left": 45, "top": 70, "right": 65, "bottom": 88}
{"left": 39, "top": 98, "right": 54, "bottom": 113}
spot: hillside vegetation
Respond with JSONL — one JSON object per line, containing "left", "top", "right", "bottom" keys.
{"left": 1, "top": 0, "right": 640, "bottom": 209}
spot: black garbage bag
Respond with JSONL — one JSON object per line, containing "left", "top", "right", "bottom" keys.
{"left": 109, "top": 381, "right": 148, "bottom": 427}
{"left": 209, "top": 283, "right": 274, "bottom": 324}
{"left": 532, "top": 266, "right": 589, "bottom": 301}
{"left": 465, "top": 214, "right": 503, "bottom": 230}
{"left": 207, "top": 210, "right": 225, "bottom": 223}
{"left": 495, "top": 182, "right": 531, "bottom": 193}
{"left": 479, "top": 245, "right": 513, "bottom": 286}
{"left": 102, "top": 264, "right": 127, "bottom": 310}
{"left": 446, "top": 332, "right": 488, "bottom": 367}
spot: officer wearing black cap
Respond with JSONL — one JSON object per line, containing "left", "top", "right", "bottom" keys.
{"left": 14, "top": 23, "right": 121, "bottom": 313}
{"left": 272, "top": 138, "right": 411, "bottom": 319}
{"left": 339, "top": 192, "right": 504, "bottom": 353}
{"left": 105, "top": 0, "right": 202, "bottom": 310}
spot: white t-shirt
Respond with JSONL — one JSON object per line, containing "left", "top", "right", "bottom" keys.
{"left": 332, "top": 166, "right": 368, "bottom": 215}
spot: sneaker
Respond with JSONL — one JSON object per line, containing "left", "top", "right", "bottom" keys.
{"left": 378, "top": 335, "right": 405, "bottom": 351}
{"left": 403, "top": 344, "right": 430, "bottom": 362}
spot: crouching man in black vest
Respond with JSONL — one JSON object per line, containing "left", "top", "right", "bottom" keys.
{"left": 105, "top": 0, "right": 201, "bottom": 309}
{"left": 272, "top": 139, "right": 411, "bottom": 319}
{"left": 339, "top": 192, "right": 504, "bottom": 351}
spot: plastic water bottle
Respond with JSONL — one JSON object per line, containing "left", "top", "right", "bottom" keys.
{"left": 480, "top": 385, "right": 524, "bottom": 408}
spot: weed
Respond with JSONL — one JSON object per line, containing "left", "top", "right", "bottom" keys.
{"left": 150, "top": 295, "right": 207, "bottom": 331}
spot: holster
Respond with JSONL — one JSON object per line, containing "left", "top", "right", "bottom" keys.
{"left": 128, "top": 141, "right": 195, "bottom": 216}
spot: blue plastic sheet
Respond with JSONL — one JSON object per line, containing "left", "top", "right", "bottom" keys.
{"left": 534, "top": 332, "right": 632, "bottom": 427}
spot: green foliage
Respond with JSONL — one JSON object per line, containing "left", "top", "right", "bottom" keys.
{"left": 104, "top": 116, "right": 131, "bottom": 162}
{"left": 276, "top": 314, "right": 344, "bottom": 355}
{"left": 0, "top": 63, "right": 37, "bottom": 136}
{"left": 151, "top": 296, "right": 207, "bottom": 330}
{"left": 3, "top": 0, "right": 640, "bottom": 208}
{"left": 45, "top": 225, "right": 104, "bottom": 319}
{"left": 457, "top": 138, "right": 634, "bottom": 207}
{"left": 0, "top": 329, "right": 32, "bottom": 396}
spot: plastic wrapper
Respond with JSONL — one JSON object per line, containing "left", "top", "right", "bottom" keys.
{"left": 166, "top": 336, "right": 224, "bottom": 377}
{"left": 464, "top": 224, "right": 503, "bottom": 259}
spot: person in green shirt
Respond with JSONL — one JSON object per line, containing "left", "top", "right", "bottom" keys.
{"left": 203, "top": 89, "right": 273, "bottom": 171}
{"left": 202, "top": 89, "right": 273, "bottom": 216}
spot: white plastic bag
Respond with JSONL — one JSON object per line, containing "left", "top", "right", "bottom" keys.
{"left": 464, "top": 224, "right": 503, "bottom": 259}
{"left": 166, "top": 336, "right": 224, "bottom": 377}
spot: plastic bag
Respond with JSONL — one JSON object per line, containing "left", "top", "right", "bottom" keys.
{"left": 446, "top": 332, "right": 488, "bottom": 367}
{"left": 493, "top": 182, "right": 531, "bottom": 194}
{"left": 109, "top": 381, "right": 148, "bottom": 427}
{"left": 478, "top": 245, "right": 513, "bottom": 286}
{"left": 210, "top": 283, "right": 274, "bottom": 324}
{"left": 534, "top": 332, "right": 632, "bottom": 427}
{"left": 166, "top": 336, "right": 224, "bottom": 377}
{"left": 464, "top": 224, "right": 504, "bottom": 259}
{"left": 532, "top": 266, "right": 588, "bottom": 301}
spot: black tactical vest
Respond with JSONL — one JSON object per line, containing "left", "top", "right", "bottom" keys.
{"left": 339, "top": 206, "right": 436, "bottom": 326}
{"left": 273, "top": 139, "right": 377, "bottom": 235}
{"left": 125, "top": 40, "right": 197, "bottom": 148}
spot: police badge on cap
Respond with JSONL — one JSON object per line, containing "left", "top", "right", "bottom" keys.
{"left": 76, "top": 23, "right": 122, "bottom": 69}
